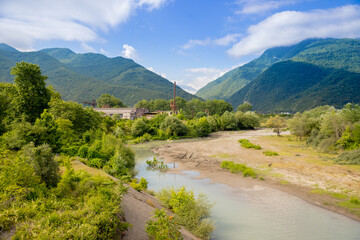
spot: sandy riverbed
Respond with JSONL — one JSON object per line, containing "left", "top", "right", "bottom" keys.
{"left": 152, "top": 129, "right": 360, "bottom": 222}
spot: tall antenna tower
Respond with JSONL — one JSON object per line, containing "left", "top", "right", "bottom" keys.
{"left": 170, "top": 81, "right": 177, "bottom": 113}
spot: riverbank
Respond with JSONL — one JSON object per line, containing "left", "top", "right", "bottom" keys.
{"left": 152, "top": 129, "right": 360, "bottom": 222}
{"left": 70, "top": 160, "right": 199, "bottom": 240}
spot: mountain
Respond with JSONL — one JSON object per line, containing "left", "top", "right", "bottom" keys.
{"left": 196, "top": 39, "right": 320, "bottom": 100}
{"left": 0, "top": 45, "right": 199, "bottom": 106}
{"left": 226, "top": 39, "right": 360, "bottom": 112}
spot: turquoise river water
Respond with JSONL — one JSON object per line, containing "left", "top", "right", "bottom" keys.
{"left": 132, "top": 142, "right": 360, "bottom": 240}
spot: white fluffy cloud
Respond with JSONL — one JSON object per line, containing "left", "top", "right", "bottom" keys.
{"left": 236, "top": 0, "right": 296, "bottom": 15}
{"left": 185, "top": 68, "right": 227, "bottom": 90}
{"left": 138, "top": 0, "right": 168, "bottom": 10}
{"left": 0, "top": 0, "right": 168, "bottom": 50}
{"left": 182, "top": 34, "right": 242, "bottom": 50}
{"left": 228, "top": 5, "right": 360, "bottom": 58}
{"left": 122, "top": 44, "right": 138, "bottom": 60}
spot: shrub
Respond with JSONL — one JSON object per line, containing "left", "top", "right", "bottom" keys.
{"left": 263, "top": 151, "right": 279, "bottom": 156}
{"left": 103, "top": 146, "right": 135, "bottom": 177}
{"left": 335, "top": 149, "right": 360, "bottom": 165}
{"left": 160, "top": 116, "right": 188, "bottom": 136}
{"left": 88, "top": 158, "right": 106, "bottom": 168}
{"left": 146, "top": 209, "right": 183, "bottom": 240}
{"left": 77, "top": 145, "right": 89, "bottom": 158}
{"left": 146, "top": 157, "right": 168, "bottom": 171}
{"left": 131, "top": 118, "right": 149, "bottom": 137}
{"left": 238, "top": 139, "right": 261, "bottom": 150}
{"left": 221, "top": 160, "right": 256, "bottom": 178}
{"left": 350, "top": 197, "right": 360, "bottom": 205}
{"left": 130, "top": 177, "right": 148, "bottom": 192}
{"left": 157, "top": 187, "right": 214, "bottom": 239}
{"left": 22, "top": 143, "right": 60, "bottom": 187}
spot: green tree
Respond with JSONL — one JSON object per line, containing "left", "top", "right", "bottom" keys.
{"left": 237, "top": 102, "right": 253, "bottom": 112}
{"left": 131, "top": 118, "right": 149, "bottom": 137}
{"left": 220, "top": 111, "right": 237, "bottom": 130}
{"left": 11, "top": 62, "right": 51, "bottom": 123}
{"left": 3, "top": 122, "right": 49, "bottom": 150}
{"left": 195, "top": 117, "right": 211, "bottom": 137}
{"left": 135, "top": 100, "right": 152, "bottom": 110}
{"left": 266, "top": 115, "right": 286, "bottom": 136}
{"left": 160, "top": 116, "right": 188, "bottom": 136}
{"left": 22, "top": 143, "right": 60, "bottom": 187}
{"left": 49, "top": 100, "right": 102, "bottom": 134}
{"left": 288, "top": 112, "right": 306, "bottom": 140}
{"left": 96, "top": 94, "right": 127, "bottom": 108}
{"left": 154, "top": 99, "right": 170, "bottom": 111}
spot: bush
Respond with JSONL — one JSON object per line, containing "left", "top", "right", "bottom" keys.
{"left": 22, "top": 143, "right": 60, "bottom": 187}
{"left": 238, "top": 139, "right": 261, "bottom": 150}
{"left": 146, "top": 209, "right": 183, "bottom": 240}
{"left": 194, "top": 117, "right": 211, "bottom": 137}
{"left": 103, "top": 146, "right": 135, "bottom": 177}
{"left": 88, "top": 158, "right": 106, "bottom": 168}
{"left": 146, "top": 157, "right": 168, "bottom": 171}
{"left": 130, "top": 177, "right": 148, "bottom": 191}
{"left": 221, "top": 160, "right": 256, "bottom": 178}
{"left": 77, "top": 145, "right": 89, "bottom": 158}
{"left": 335, "top": 149, "right": 360, "bottom": 165}
{"left": 131, "top": 118, "right": 149, "bottom": 137}
{"left": 263, "top": 151, "right": 279, "bottom": 156}
{"left": 157, "top": 187, "right": 215, "bottom": 239}
{"left": 160, "top": 116, "right": 188, "bottom": 137}
{"left": 350, "top": 197, "right": 360, "bottom": 205}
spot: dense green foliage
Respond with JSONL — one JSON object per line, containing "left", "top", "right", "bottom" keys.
{"left": 157, "top": 187, "right": 214, "bottom": 239}
{"left": 288, "top": 104, "right": 360, "bottom": 155}
{"left": 0, "top": 45, "right": 199, "bottom": 106}
{"left": 11, "top": 62, "right": 51, "bottom": 123}
{"left": 220, "top": 161, "right": 257, "bottom": 178}
{"left": 96, "top": 93, "right": 127, "bottom": 108}
{"left": 0, "top": 148, "right": 127, "bottom": 238}
{"left": 0, "top": 63, "right": 136, "bottom": 238}
{"left": 146, "top": 209, "right": 183, "bottom": 240}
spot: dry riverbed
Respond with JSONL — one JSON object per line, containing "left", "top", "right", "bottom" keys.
{"left": 153, "top": 129, "right": 360, "bottom": 222}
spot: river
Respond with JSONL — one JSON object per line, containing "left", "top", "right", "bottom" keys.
{"left": 132, "top": 141, "right": 360, "bottom": 240}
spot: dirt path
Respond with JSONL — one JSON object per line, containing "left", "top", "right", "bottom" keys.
{"left": 153, "top": 129, "right": 360, "bottom": 221}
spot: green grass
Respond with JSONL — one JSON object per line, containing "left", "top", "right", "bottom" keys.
{"left": 221, "top": 160, "right": 257, "bottom": 178}
{"left": 238, "top": 139, "right": 261, "bottom": 150}
{"left": 263, "top": 150, "right": 279, "bottom": 156}
{"left": 310, "top": 189, "right": 348, "bottom": 200}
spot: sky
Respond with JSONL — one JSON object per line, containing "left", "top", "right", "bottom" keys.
{"left": 1, "top": 0, "right": 360, "bottom": 93}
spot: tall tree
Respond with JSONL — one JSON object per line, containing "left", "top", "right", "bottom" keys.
{"left": 11, "top": 62, "right": 51, "bottom": 123}
{"left": 96, "top": 94, "right": 126, "bottom": 108}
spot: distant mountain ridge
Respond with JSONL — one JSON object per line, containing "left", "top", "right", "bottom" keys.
{"left": 0, "top": 44, "right": 199, "bottom": 106}
{"left": 197, "top": 38, "right": 360, "bottom": 112}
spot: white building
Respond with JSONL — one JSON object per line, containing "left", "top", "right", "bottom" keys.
{"left": 93, "top": 108, "right": 149, "bottom": 120}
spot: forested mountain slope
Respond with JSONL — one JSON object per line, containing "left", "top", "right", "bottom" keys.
{"left": 0, "top": 44, "right": 198, "bottom": 106}
{"left": 197, "top": 38, "right": 360, "bottom": 109}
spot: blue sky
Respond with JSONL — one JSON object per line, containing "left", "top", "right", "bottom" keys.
{"left": 1, "top": 0, "right": 360, "bottom": 93}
